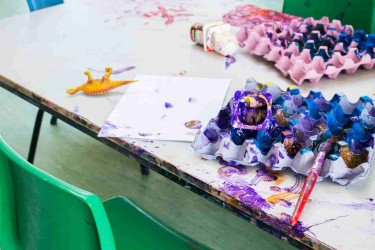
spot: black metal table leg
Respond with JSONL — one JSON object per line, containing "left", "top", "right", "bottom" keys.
{"left": 28, "top": 109, "right": 44, "bottom": 164}
{"left": 50, "top": 116, "right": 58, "bottom": 125}
{"left": 140, "top": 164, "right": 150, "bottom": 175}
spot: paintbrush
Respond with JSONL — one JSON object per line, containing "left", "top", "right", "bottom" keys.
{"left": 290, "top": 137, "right": 334, "bottom": 227}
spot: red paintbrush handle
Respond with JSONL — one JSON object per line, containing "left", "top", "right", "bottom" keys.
{"left": 290, "top": 172, "right": 318, "bottom": 226}
{"left": 290, "top": 139, "right": 333, "bottom": 227}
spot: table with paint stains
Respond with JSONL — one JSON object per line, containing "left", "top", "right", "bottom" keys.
{"left": 1, "top": 0, "right": 375, "bottom": 249}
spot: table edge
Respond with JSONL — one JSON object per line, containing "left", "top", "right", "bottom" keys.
{"left": 0, "top": 74, "right": 333, "bottom": 250}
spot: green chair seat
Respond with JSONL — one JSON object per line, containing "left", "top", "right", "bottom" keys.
{"left": 104, "top": 197, "right": 207, "bottom": 250}
{"left": 0, "top": 135, "right": 208, "bottom": 249}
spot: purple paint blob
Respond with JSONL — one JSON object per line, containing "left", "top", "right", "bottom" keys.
{"left": 269, "top": 154, "right": 277, "bottom": 166}
{"left": 188, "top": 97, "right": 197, "bottom": 103}
{"left": 250, "top": 156, "right": 258, "bottom": 163}
{"left": 218, "top": 158, "right": 228, "bottom": 166}
{"left": 165, "top": 102, "right": 174, "bottom": 108}
{"left": 225, "top": 55, "right": 236, "bottom": 70}
{"left": 228, "top": 160, "right": 239, "bottom": 166}
{"left": 223, "top": 141, "right": 230, "bottom": 150}
{"left": 203, "top": 128, "right": 219, "bottom": 143}
{"left": 137, "top": 148, "right": 146, "bottom": 154}
{"left": 249, "top": 147, "right": 257, "bottom": 154}
{"left": 217, "top": 103, "right": 232, "bottom": 129}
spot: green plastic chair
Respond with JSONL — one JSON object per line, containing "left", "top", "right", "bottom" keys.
{"left": 0, "top": 135, "right": 116, "bottom": 250}
{"left": 0, "top": 135, "right": 208, "bottom": 250}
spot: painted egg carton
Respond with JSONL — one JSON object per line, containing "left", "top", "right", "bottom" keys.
{"left": 192, "top": 79, "right": 375, "bottom": 185}
{"left": 237, "top": 17, "right": 375, "bottom": 85}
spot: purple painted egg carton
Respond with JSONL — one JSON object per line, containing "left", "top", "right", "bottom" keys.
{"left": 192, "top": 79, "right": 375, "bottom": 185}
{"left": 237, "top": 17, "right": 375, "bottom": 85}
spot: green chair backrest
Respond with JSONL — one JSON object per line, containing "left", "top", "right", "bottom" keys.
{"left": 283, "top": 0, "right": 375, "bottom": 33}
{"left": 0, "top": 135, "right": 115, "bottom": 250}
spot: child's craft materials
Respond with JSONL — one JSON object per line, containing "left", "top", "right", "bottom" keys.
{"left": 290, "top": 137, "right": 334, "bottom": 226}
{"left": 98, "top": 75, "right": 230, "bottom": 141}
{"left": 190, "top": 22, "right": 239, "bottom": 56}
{"left": 192, "top": 78, "right": 375, "bottom": 185}
{"left": 235, "top": 16, "right": 375, "bottom": 85}
{"left": 67, "top": 67, "right": 137, "bottom": 95}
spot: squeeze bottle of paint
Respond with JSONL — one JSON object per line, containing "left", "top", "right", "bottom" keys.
{"left": 190, "top": 21, "right": 239, "bottom": 56}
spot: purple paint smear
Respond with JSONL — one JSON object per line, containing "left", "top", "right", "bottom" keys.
{"left": 276, "top": 213, "right": 308, "bottom": 238}
{"left": 138, "top": 132, "right": 153, "bottom": 137}
{"left": 101, "top": 121, "right": 118, "bottom": 130}
{"left": 225, "top": 55, "right": 236, "bottom": 70}
{"left": 73, "top": 105, "right": 79, "bottom": 114}
{"left": 218, "top": 165, "right": 248, "bottom": 178}
{"left": 343, "top": 202, "right": 375, "bottom": 210}
{"left": 250, "top": 168, "right": 277, "bottom": 186}
{"left": 165, "top": 102, "right": 174, "bottom": 108}
{"left": 265, "top": 214, "right": 348, "bottom": 238}
{"left": 188, "top": 97, "right": 197, "bottom": 103}
{"left": 87, "top": 66, "right": 136, "bottom": 74}
{"left": 270, "top": 174, "right": 304, "bottom": 193}
{"left": 99, "top": 121, "right": 119, "bottom": 137}
{"left": 220, "top": 181, "right": 271, "bottom": 210}
{"left": 279, "top": 199, "right": 292, "bottom": 207}
{"left": 307, "top": 215, "right": 348, "bottom": 229}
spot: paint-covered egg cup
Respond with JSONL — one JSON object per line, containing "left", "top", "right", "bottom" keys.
{"left": 231, "top": 91, "right": 272, "bottom": 130}
{"left": 192, "top": 78, "right": 375, "bottom": 185}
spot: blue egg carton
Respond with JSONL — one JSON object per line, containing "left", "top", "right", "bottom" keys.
{"left": 192, "top": 79, "right": 375, "bottom": 185}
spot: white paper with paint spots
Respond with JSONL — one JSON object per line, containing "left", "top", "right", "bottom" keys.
{"left": 98, "top": 74, "right": 230, "bottom": 141}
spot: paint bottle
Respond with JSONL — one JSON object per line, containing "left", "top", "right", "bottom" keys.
{"left": 190, "top": 21, "right": 239, "bottom": 56}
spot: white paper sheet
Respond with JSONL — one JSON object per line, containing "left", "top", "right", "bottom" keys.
{"left": 98, "top": 74, "right": 230, "bottom": 141}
